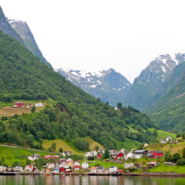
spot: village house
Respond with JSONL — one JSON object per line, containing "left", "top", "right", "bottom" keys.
{"left": 134, "top": 150, "right": 148, "bottom": 159}
{"left": 85, "top": 152, "right": 93, "bottom": 157}
{"left": 113, "top": 151, "right": 124, "bottom": 159}
{"left": 54, "top": 166, "right": 60, "bottom": 173}
{"left": 73, "top": 164, "right": 81, "bottom": 171}
{"left": 124, "top": 163, "right": 136, "bottom": 169}
{"left": 28, "top": 154, "right": 40, "bottom": 161}
{"left": 97, "top": 166, "right": 105, "bottom": 172}
{"left": 91, "top": 167, "right": 97, "bottom": 173}
{"left": 147, "top": 161, "right": 159, "bottom": 167}
{"left": 153, "top": 151, "right": 163, "bottom": 158}
{"left": 60, "top": 167, "right": 65, "bottom": 172}
{"left": 97, "top": 154, "right": 102, "bottom": 159}
{"left": 25, "top": 165, "right": 33, "bottom": 172}
{"left": 35, "top": 103, "right": 44, "bottom": 107}
{"left": 61, "top": 151, "right": 72, "bottom": 157}
{"left": 109, "top": 150, "right": 116, "bottom": 155}
{"left": 14, "top": 166, "right": 23, "bottom": 172}
{"left": 60, "top": 158, "right": 66, "bottom": 162}
{"left": 72, "top": 161, "right": 80, "bottom": 167}
{"left": 66, "top": 158, "right": 73, "bottom": 162}
{"left": 120, "top": 148, "right": 126, "bottom": 154}
{"left": 109, "top": 166, "right": 118, "bottom": 172}
{"left": 45, "top": 168, "right": 51, "bottom": 173}
{"left": 14, "top": 102, "right": 24, "bottom": 108}
{"left": 124, "top": 151, "right": 135, "bottom": 160}
{"left": 44, "top": 155, "right": 52, "bottom": 160}
{"left": 61, "top": 162, "right": 69, "bottom": 168}
{"left": 82, "top": 162, "right": 89, "bottom": 169}
{"left": 65, "top": 169, "right": 72, "bottom": 173}
{"left": 46, "top": 162, "right": 55, "bottom": 169}
{"left": 159, "top": 136, "right": 173, "bottom": 143}
{"left": 0, "top": 166, "right": 6, "bottom": 172}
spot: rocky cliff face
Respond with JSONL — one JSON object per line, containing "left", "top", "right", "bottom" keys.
{"left": 0, "top": 7, "right": 24, "bottom": 45}
{"left": 7, "top": 18, "right": 52, "bottom": 68}
{"left": 124, "top": 53, "right": 185, "bottom": 110}
{"left": 55, "top": 68, "right": 132, "bottom": 106}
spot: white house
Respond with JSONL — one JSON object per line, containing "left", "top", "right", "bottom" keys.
{"left": 0, "top": 166, "right": 6, "bottom": 172}
{"left": 14, "top": 166, "right": 23, "bottom": 172}
{"left": 124, "top": 151, "right": 135, "bottom": 160}
{"left": 25, "top": 165, "right": 33, "bottom": 172}
{"left": 166, "top": 136, "right": 173, "bottom": 142}
{"left": 91, "top": 151, "right": 97, "bottom": 156}
{"left": 159, "top": 139, "right": 166, "bottom": 144}
{"left": 72, "top": 161, "right": 80, "bottom": 167}
{"left": 97, "top": 166, "right": 105, "bottom": 172}
{"left": 109, "top": 166, "right": 118, "bottom": 172}
{"left": 35, "top": 103, "right": 44, "bottom": 107}
{"left": 61, "top": 162, "right": 69, "bottom": 168}
{"left": 146, "top": 161, "right": 159, "bottom": 167}
{"left": 120, "top": 148, "right": 126, "bottom": 154}
{"left": 124, "top": 163, "right": 136, "bottom": 169}
{"left": 47, "top": 163, "right": 55, "bottom": 169}
{"left": 91, "top": 167, "right": 97, "bottom": 173}
{"left": 85, "top": 152, "right": 93, "bottom": 157}
{"left": 82, "top": 162, "right": 89, "bottom": 169}
{"left": 109, "top": 150, "right": 116, "bottom": 155}
{"left": 66, "top": 158, "right": 73, "bottom": 162}
{"left": 28, "top": 155, "right": 38, "bottom": 161}
{"left": 61, "top": 151, "right": 72, "bottom": 157}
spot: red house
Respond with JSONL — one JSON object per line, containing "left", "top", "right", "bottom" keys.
{"left": 14, "top": 102, "right": 24, "bottom": 107}
{"left": 153, "top": 151, "right": 163, "bottom": 158}
{"left": 97, "top": 154, "right": 102, "bottom": 159}
{"left": 60, "top": 167, "right": 65, "bottom": 172}
{"left": 44, "top": 155, "right": 52, "bottom": 160}
{"left": 113, "top": 152, "right": 124, "bottom": 159}
{"left": 52, "top": 156, "right": 58, "bottom": 160}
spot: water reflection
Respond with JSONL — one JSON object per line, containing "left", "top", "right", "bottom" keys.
{"left": 0, "top": 175, "right": 185, "bottom": 185}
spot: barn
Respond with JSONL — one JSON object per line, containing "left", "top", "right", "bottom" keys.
{"left": 153, "top": 151, "right": 163, "bottom": 158}
{"left": 14, "top": 102, "right": 24, "bottom": 107}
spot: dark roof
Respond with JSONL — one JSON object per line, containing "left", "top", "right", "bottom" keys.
{"left": 146, "top": 153, "right": 153, "bottom": 157}
{"left": 155, "top": 151, "right": 163, "bottom": 153}
{"left": 97, "top": 166, "right": 104, "bottom": 169}
{"left": 110, "top": 166, "right": 116, "bottom": 168}
{"left": 134, "top": 150, "right": 148, "bottom": 154}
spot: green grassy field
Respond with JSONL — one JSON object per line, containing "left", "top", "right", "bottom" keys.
{"left": 148, "top": 128, "right": 176, "bottom": 140}
{"left": 147, "top": 163, "right": 185, "bottom": 173}
{"left": 0, "top": 145, "right": 54, "bottom": 166}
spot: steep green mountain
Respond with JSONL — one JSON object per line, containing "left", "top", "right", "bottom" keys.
{"left": 0, "top": 29, "right": 158, "bottom": 150}
{"left": 55, "top": 68, "right": 132, "bottom": 107}
{"left": 146, "top": 71, "right": 185, "bottom": 132}
{"left": 124, "top": 54, "right": 185, "bottom": 111}
{"left": 0, "top": 6, "right": 24, "bottom": 46}
{"left": 7, "top": 18, "right": 52, "bottom": 68}
{"left": 146, "top": 61, "right": 185, "bottom": 108}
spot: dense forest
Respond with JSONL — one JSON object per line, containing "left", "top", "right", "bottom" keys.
{"left": 0, "top": 30, "right": 158, "bottom": 150}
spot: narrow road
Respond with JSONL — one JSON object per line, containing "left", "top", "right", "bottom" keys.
{"left": 0, "top": 144, "right": 57, "bottom": 154}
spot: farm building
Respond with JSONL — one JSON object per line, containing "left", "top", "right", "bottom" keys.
{"left": 35, "top": 103, "right": 44, "bottom": 107}
{"left": 14, "top": 102, "right": 24, "bottom": 107}
{"left": 134, "top": 150, "right": 148, "bottom": 159}
{"left": 113, "top": 152, "right": 124, "bottom": 159}
{"left": 147, "top": 161, "right": 159, "bottom": 167}
{"left": 153, "top": 151, "right": 163, "bottom": 158}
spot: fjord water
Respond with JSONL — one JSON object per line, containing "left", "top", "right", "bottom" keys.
{"left": 1, "top": 176, "right": 185, "bottom": 185}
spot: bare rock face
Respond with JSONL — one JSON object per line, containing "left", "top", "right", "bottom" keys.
{"left": 55, "top": 68, "right": 132, "bottom": 107}
{"left": 124, "top": 53, "right": 185, "bottom": 110}
{"left": 0, "top": 6, "right": 24, "bottom": 45}
{"left": 7, "top": 18, "right": 52, "bottom": 68}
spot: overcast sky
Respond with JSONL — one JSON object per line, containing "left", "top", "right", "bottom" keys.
{"left": 1, "top": 0, "right": 185, "bottom": 82}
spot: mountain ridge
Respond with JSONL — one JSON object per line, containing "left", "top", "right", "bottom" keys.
{"left": 55, "top": 68, "right": 132, "bottom": 106}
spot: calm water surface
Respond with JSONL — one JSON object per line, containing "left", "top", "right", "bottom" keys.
{"left": 0, "top": 175, "right": 185, "bottom": 185}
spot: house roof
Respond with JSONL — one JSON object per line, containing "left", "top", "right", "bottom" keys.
{"left": 73, "top": 165, "right": 81, "bottom": 168}
{"left": 155, "top": 151, "right": 163, "bottom": 153}
{"left": 97, "top": 166, "right": 104, "bottom": 169}
{"left": 91, "top": 167, "right": 97, "bottom": 169}
{"left": 109, "top": 166, "right": 116, "bottom": 168}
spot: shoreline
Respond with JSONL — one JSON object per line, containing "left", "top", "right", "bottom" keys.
{"left": 1, "top": 172, "right": 185, "bottom": 177}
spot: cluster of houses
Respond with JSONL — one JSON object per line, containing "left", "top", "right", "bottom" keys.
{"left": 159, "top": 136, "right": 173, "bottom": 144}
{"left": 13, "top": 102, "right": 44, "bottom": 108}
{"left": 0, "top": 165, "right": 39, "bottom": 173}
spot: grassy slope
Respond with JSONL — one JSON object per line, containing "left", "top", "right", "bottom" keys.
{"left": 0, "top": 145, "right": 53, "bottom": 166}
{"left": 148, "top": 128, "right": 176, "bottom": 141}
{"left": 87, "top": 138, "right": 103, "bottom": 151}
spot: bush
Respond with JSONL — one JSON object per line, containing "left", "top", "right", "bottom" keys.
{"left": 87, "top": 156, "right": 95, "bottom": 160}
{"left": 178, "top": 139, "right": 184, "bottom": 142}
{"left": 177, "top": 159, "right": 185, "bottom": 165}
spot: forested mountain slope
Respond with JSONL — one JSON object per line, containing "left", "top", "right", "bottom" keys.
{"left": 56, "top": 68, "right": 132, "bottom": 107}
{"left": 0, "top": 30, "right": 158, "bottom": 150}
{"left": 8, "top": 18, "right": 52, "bottom": 68}
{"left": 124, "top": 53, "right": 185, "bottom": 110}
{"left": 146, "top": 71, "right": 185, "bottom": 132}
{"left": 0, "top": 6, "right": 24, "bottom": 46}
